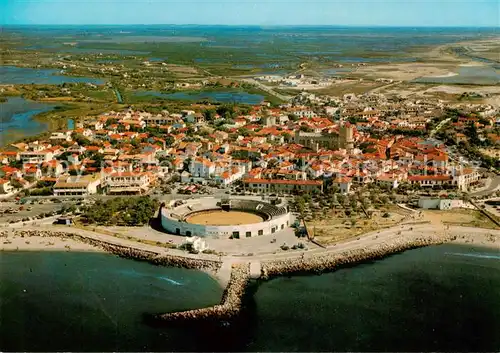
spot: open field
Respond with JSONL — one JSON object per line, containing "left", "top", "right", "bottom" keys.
{"left": 350, "top": 62, "right": 460, "bottom": 81}
{"left": 422, "top": 209, "right": 499, "bottom": 230}
{"left": 308, "top": 206, "right": 410, "bottom": 245}
{"left": 186, "top": 210, "right": 264, "bottom": 226}
{"left": 480, "top": 148, "right": 500, "bottom": 159}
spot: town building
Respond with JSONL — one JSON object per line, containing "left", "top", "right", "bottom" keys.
{"left": 105, "top": 172, "right": 153, "bottom": 195}
{"left": 243, "top": 178, "right": 323, "bottom": 194}
{"left": 53, "top": 174, "right": 101, "bottom": 196}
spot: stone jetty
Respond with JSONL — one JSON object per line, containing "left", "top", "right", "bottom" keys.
{"left": 6, "top": 228, "right": 467, "bottom": 325}
{"left": 152, "top": 263, "right": 250, "bottom": 323}
{"left": 11, "top": 230, "right": 221, "bottom": 272}
{"left": 261, "top": 233, "right": 456, "bottom": 278}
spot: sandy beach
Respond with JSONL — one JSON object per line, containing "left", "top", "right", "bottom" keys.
{"left": 0, "top": 230, "right": 102, "bottom": 252}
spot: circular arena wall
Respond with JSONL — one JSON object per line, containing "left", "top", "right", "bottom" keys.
{"left": 185, "top": 210, "right": 265, "bottom": 226}
{"left": 160, "top": 198, "right": 291, "bottom": 238}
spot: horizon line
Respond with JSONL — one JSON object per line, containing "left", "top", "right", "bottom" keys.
{"left": 2, "top": 23, "right": 500, "bottom": 28}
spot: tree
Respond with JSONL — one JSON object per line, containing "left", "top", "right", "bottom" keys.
{"left": 295, "top": 196, "right": 306, "bottom": 214}
{"left": 465, "top": 122, "right": 481, "bottom": 146}
{"left": 238, "top": 127, "right": 251, "bottom": 137}
{"left": 203, "top": 109, "right": 216, "bottom": 121}
{"left": 165, "top": 135, "right": 175, "bottom": 147}
{"left": 83, "top": 197, "right": 159, "bottom": 226}
{"left": 71, "top": 133, "right": 91, "bottom": 146}
{"left": 216, "top": 104, "right": 236, "bottom": 119}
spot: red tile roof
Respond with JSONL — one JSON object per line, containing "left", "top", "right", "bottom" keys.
{"left": 243, "top": 178, "right": 322, "bottom": 186}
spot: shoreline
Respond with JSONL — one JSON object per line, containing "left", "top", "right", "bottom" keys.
{"left": 1, "top": 225, "right": 498, "bottom": 325}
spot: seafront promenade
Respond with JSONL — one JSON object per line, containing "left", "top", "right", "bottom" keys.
{"left": 1, "top": 222, "right": 499, "bottom": 325}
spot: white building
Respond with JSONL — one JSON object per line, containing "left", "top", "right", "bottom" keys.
{"left": 53, "top": 174, "right": 101, "bottom": 196}
{"left": 452, "top": 169, "right": 481, "bottom": 191}
{"left": 0, "top": 179, "right": 14, "bottom": 194}
{"left": 182, "top": 236, "right": 209, "bottom": 253}
{"left": 191, "top": 158, "right": 215, "bottom": 178}
{"left": 19, "top": 150, "right": 54, "bottom": 164}
{"left": 418, "top": 197, "right": 466, "bottom": 210}
{"left": 49, "top": 131, "right": 73, "bottom": 143}
{"left": 105, "top": 172, "right": 153, "bottom": 195}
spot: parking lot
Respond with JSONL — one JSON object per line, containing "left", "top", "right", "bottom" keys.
{"left": 0, "top": 198, "right": 82, "bottom": 224}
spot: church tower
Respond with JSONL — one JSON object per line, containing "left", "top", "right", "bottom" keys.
{"left": 339, "top": 122, "right": 354, "bottom": 152}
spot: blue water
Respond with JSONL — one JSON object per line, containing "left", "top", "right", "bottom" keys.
{"left": 64, "top": 48, "right": 150, "bottom": 56}
{"left": 0, "top": 251, "right": 223, "bottom": 352}
{"left": 0, "top": 66, "right": 105, "bottom": 85}
{"left": 414, "top": 66, "right": 500, "bottom": 85}
{"left": 0, "top": 97, "right": 55, "bottom": 145}
{"left": 321, "top": 68, "right": 353, "bottom": 76}
{"left": 149, "top": 57, "right": 167, "bottom": 62}
{"left": 249, "top": 244, "right": 500, "bottom": 352}
{"left": 135, "top": 90, "right": 264, "bottom": 105}
{"left": 0, "top": 244, "right": 499, "bottom": 351}
{"left": 6, "top": 26, "right": 499, "bottom": 67}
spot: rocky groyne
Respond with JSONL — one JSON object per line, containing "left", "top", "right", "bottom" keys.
{"left": 10, "top": 230, "right": 221, "bottom": 272}
{"left": 261, "top": 233, "right": 456, "bottom": 278}
{"left": 151, "top": 263, "right": 250, "bottom": 324}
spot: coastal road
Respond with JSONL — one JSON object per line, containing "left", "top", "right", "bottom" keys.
{"left": 5, "top": 221, "right": 499, "bottom": 285}
{"left": 470, "top": 175, "right": 500, "bottom": 197}
{"left": 246, "top": 222, "right": 499, "bottom": 263}
{"left": 11, "top": 221, "right": 499, "bottom": 265}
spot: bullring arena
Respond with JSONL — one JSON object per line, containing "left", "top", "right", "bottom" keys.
{"left": 161, "top": 197, "right": 292, "bottom": 238}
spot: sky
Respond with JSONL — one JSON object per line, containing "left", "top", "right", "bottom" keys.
{"left": 1, "top": 0, "right": 499, "bottom": 27}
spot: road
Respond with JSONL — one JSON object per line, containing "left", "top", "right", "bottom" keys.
{"left": 240, "top": 78, "right": 292, "bottom": 102}
{"left": 430, "top": 117, "right": 452, "bottom": 137}
{"left": 470, "top": 175, "right": 500, "bottom": 197}
{"left": 368, "top": 81, "right": 401, "bottom": 94}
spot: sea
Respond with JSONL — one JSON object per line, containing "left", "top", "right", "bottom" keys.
{"left": 0, "top": 244, "right": 499, "bottom": 352}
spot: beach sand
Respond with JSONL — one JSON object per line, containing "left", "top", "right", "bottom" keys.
{"left": 0, "top": 230, "right": 102, "bottom": 252}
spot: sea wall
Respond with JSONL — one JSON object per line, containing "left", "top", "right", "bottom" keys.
{"left": 11, "top": 230, "right": 222, "bottom": 272}
{"left": 152, "top": 263, "right": 250, "bottom": 323}
{"left": 261, "top": 233, "right": 457, "bottom": 278}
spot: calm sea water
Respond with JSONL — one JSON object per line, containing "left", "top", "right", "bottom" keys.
{"left": 0, "top": 244, "right": 499, "bottom": 352}
{"left": 0, "top": 251, "right": 223, "bottom": 352}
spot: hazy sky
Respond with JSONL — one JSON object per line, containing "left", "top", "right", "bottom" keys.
{"left": 1, "top": 0, "right": 499, "bottom": 26}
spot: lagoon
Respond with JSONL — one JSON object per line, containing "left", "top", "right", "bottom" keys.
{"left": 414, "top": 65, "right": 500, "bottom": 85}
{"left": 0, "top": 97, "right": 56, "bottom": 145}
{"left": 0, "top": 66, "right": 105, "bottom": 85}
{"left": 135, "top": 90, "right": 264, "bottom": 105}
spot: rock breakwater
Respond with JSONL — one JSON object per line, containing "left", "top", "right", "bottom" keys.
{"left": 152, "top": 263, "right": 250, "bottom": 324}
{"left": 10, "top": 230, "right": 221, "bottom": 272}
{"left": 262, "top": 234, "right": 456, "bottom": 278}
